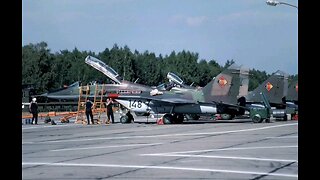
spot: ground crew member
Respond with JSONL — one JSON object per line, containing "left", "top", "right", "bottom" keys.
{"left": 85, "top": 99, "right": 94, "bottom": 125}
{"left": 106, "top": 98, "right": 115, "bottom": 123}
{"left": 29, "top": 97, "right": 38, "bottom": 125}
{"left": 126, "top": 110, "right": 134, "bottom": 123}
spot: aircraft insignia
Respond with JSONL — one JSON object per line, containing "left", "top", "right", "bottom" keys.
{"left": 265, "top": 82, "right": 273, "bottom": 91}
{"left": 218, "top": 76, "right": 228, "bottom": 87}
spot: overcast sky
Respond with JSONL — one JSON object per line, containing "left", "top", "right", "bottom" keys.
{"left": 22, "top": 0, "right": 298, "bottom": 75}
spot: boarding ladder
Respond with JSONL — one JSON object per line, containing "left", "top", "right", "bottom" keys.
{"left": 93, "top": 84, "right": 107, "bottom": 124}
{"left": 75, "top": 84, "right": 90, "bottom": 124}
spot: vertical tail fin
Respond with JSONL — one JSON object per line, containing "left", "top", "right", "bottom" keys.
{"left": 287, "top": 79, "right": 298, "bottom": 102}
{"left": 202, "top": 64, "right": 245, "bottom": 104}
{"left": 246, "top": 70, "right": 288, "bottom": 104}
{"left": 238, "top": 65, "right": 250, "bottom": 98}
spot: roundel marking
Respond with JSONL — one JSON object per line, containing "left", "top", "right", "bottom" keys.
{"left": 218, "top": 76, "right": 228, "bottom": 87}
{"left": 265, "top": 82, "right": 273, "bottom": 92}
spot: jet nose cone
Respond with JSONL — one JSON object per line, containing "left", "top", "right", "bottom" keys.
{"left": 39, "top": 93, "right": 48, "bottom": 97}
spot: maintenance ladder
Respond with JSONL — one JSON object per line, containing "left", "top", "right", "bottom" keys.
{"left": 92, "top": 84, "right": 107, "bottom": 124}
{"left": 75, "top": 85, "right": 90, "bottom": 124}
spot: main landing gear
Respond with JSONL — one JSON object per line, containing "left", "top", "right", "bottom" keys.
{"left": 162, "top": 113, "right": 184, "bottom": 124}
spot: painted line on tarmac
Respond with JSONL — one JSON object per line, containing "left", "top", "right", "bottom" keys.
{"left": 266, "top": 136, "right": 298, "bottom": 139}
{"left": 50, "top": 143, "right": 163, "bottom": 152}
{"left": 22, "top": 162, "right": 298, "bottom": 178}
{"left": 140, "top": 153, "right": 297, "bottom": 163}
{"left": 22, "top": 124, "right": 81, "bottom": 130}
{"left": 23, "top": 123, "right": 298, "bottom": 144}
{"left": 142, "top": 145, "right": 298, "bottom": 155}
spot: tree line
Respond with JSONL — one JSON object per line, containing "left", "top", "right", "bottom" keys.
{"left": 22, "top": 42, "right": 297, "bottom": 95}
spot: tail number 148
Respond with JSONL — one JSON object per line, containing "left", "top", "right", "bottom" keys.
{"left": 129, "top": 100, "right": 142, "bottom": 108}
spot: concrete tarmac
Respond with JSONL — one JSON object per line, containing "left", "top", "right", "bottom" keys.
{"left": 22, "top": 114, "right": 298, "bottom": 179}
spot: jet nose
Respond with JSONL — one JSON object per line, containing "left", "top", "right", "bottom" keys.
{"left": 39, "top": 93, "right": 48, "bottom": 97}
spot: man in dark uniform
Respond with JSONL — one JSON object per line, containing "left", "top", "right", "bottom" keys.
{"left": 126, "top": 110, "right": 134, "bottom": 123}
{"left": 29, "top": 98, "right": 38, "bottom": 125}
{"left": 85, "top": 99, "right": 94, "bottom": 125}
{"left": 106, "top": 98, "right": 115, "bottom": 123}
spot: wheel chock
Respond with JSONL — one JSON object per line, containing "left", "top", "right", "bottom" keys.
{"left": 157, "top": 117, "right": 164, "bottom": 125}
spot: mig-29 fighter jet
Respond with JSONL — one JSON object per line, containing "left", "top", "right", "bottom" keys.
{"left": 244, "top": 70, "right": 298, "bottom": 120}
{"left": 37, "top": 56, "right": 156, "bottom": 102}
{"left": 86, "top": 59, "right": 250, "bottom": 124}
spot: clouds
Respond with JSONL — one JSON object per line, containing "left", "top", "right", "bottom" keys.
{"left": 169, "top": 15, "right": 208, "bottom": 27}
{"left": 168, "top": 10, "right": 296, "bottom": 29}
{"left": 217, "top": 11, "right": 257, "bottom": 22}
{"left": 186, "top": 16, "right": 208, "bottom": 27}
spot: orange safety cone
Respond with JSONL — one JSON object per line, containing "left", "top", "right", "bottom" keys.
{"left": 157, "top": 117, "right": 164, "bottom": 125}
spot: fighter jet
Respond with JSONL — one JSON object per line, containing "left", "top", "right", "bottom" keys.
{"left": 37, "top": 80, "right": 154, "bottom": 102}
{"left": 245, "top": 70, "right": 288, "bottom": 108}
{"left": 243, "top": 70, "right": 298, "bottom": 120}
{"left": 37, "top": 56, "right": 156, "bottom": 102}
{"left": 99, "top": 63, "right": 248, "bottom": 124}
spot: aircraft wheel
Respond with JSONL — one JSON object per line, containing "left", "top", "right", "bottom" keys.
{"left": 252, "top": 114, "right": 263, "bottom": 123}
{"left": 221, "top": 114, "right": 232, "bottom": 120}
{"left": 174, "top": 114, "right": 184, "bottom": 124}
{"left": 120, "top": 115, "right": 129, "bottom": 123}
{"left": 185, "top": 114, "right": 200, "bottom": 120}
{"left": 185, "top": 114, "right": 192, "bottom": 120}
{"left": 163, "top": 114, "right": 173, "bottom": 124}
{"left": 191, "top": 114, "right": 200, "bottom": 120}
